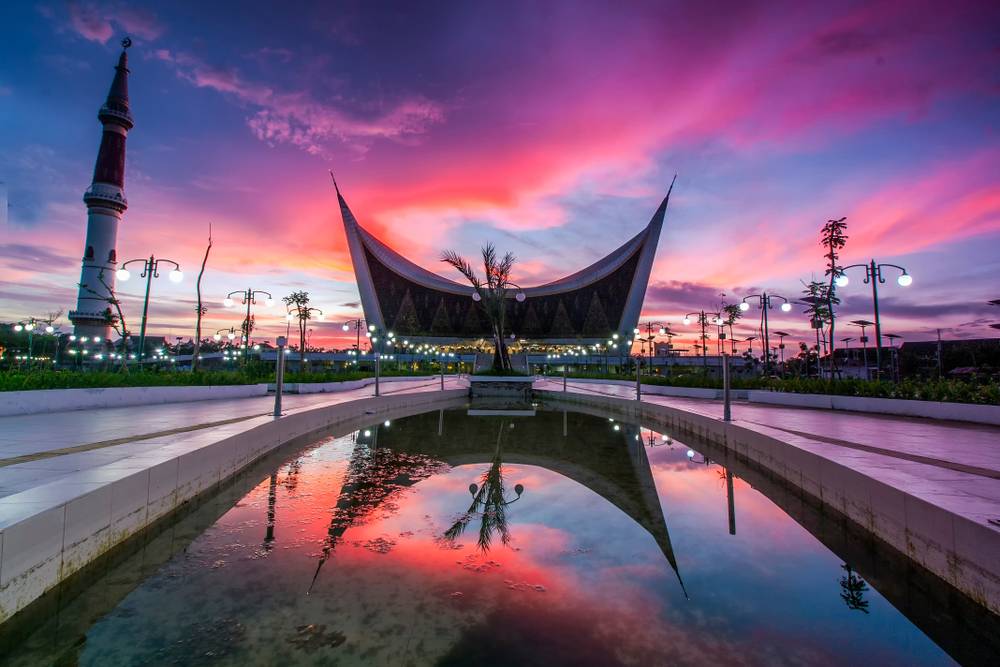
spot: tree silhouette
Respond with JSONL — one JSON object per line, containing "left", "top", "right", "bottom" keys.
{"left": 821, "top": 217, "right": 848, "bottom": 378}
{"left": 441, "top": 243, "right": 518, "bottom": 370}
{"left": 839, "top": 563, "right": 870, "bottom": 613}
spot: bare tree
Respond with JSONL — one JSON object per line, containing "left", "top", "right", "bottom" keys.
{"left": 192, "top": 225, "right": 213, "bottom": 372}
{"left": 81, "top": 270, "right": 129, "bottom": 371}
{"left": 441, "top": 243, "right": 517, "bottom": 371}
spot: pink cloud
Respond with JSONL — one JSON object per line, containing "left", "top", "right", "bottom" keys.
{"left": 154, "top": 50, "right": 444, "bottom": 156}
{"left": 65, "top": 2, "right": 164, "bottom": 44}
{"left": 67, "top": 2, "right": 113, "bottom": 44}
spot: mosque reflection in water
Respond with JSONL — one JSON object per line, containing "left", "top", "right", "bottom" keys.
{"left": 293, "top": 407, "right": 691, "bottom": 599}
{"left": 4, "top": 406, "right": 991, "bottom": 666}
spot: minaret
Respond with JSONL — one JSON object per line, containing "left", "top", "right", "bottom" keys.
{"left": 69, "top": 38, "right": 134, "bottom": 340}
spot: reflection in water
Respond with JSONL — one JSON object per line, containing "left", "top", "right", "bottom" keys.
{"left": 1, "top": 406, "right": 994, "bottom": 666}
{"left": 262, "top": 471, "right": 278, "bottom": 551}
{"left": 840, "top": 564, "right": 871, "bottom": 614}
{"left": 443, "top": 420, "right": 525, "bottom": 551}
{"left": 307, "top": 425, "right": 446, "bottom": 593}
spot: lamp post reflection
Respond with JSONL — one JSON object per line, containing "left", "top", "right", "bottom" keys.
{"left": 263, "top": 472, "right": 278, "bottom": 551}
{"left": 443, "top": 421, "right": 525, "bottom": 552}
{"left": 726, "top": 468, "right": 736, "bottom": 536}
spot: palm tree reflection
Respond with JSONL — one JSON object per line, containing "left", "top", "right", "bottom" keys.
{"left": 443, "top": 421, "right": 525, "bottom": 552}
{"left": 840, "top": 564, "right": 870, "bottom": 613}
{"left": 307, "top": 427, "right": 445, "bottom": 594}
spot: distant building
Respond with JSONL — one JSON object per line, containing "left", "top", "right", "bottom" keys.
{"left": 899, "top": 338, "right": 999, "bottom": 378}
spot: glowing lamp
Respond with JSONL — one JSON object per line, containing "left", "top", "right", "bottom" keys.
{"left": 116, "top": 268, "right": 131, "bottom": 281}
{"left": 897, "top": 273, "right": 912, "bottom": 287}
{"left": 739, "top": 302, "right": 750, "bottom": 312}
{"left": 780, "top": 302, "right": 792, "bottom": 312}
{"left": 168, "top": 269, "right": 183, "bottom": 283}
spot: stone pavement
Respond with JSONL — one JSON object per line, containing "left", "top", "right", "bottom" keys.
{"left": 0, "top": 377, "right": 466, "bottom": 500}
{"left": 534, "top": 378, "right": 1000, "bottom": 529}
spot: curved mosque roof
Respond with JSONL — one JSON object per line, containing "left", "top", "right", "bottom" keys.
{"left": 336, "top": 177, "right": 674, "bottom": 342}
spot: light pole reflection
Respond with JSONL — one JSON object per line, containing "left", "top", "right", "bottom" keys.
{"left": 443, "top": 421, "right": 525, "bottom": 552}
{"left": 263, "top": 472, "right": 278, "bottom": 551}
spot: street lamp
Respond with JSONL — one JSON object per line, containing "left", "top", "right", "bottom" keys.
{"left": 885, "top": 333, "right": 903, "bottom": 382}
{"left": 340, "top": 318, "right": 372, "bottom": 352}
{"left": 635, "top": 322, "right": 671, "bottom": 376}
{"left": 117, "top": 255, "right": 183, "bottom": 365}
{"left": 850, "top": 320, "right": 875, "bottom": 380}
{"left": 773, "top": 331, "right": 791, "bottom": 376}
{"left": 286, "top": 303, "right": 324, "bottom": 366}
{"left": 11, "top": 317, "right": 59, "bottom": 366}
{"left": 836, "top": 260, "right": 912, "bottom": 378}
{"left": 739, "top": 292, "right": 791, "bottom": 375}
{"left": 683, "top": 311, "right": 719, "bottom": 373}
{"left": 468, "top": 279, "right": 526, "bottom": 370}
{"left": 224, "top": 288, "right": 273, "bottom": 361}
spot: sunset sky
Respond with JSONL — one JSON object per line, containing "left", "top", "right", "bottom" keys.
{"left": 1, "top": 0, "right": 998, "bottom": 349}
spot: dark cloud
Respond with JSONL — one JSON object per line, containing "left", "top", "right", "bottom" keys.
{"left": 0, "top": 244, "right": 77, "bottom": 271}
{"left": 644, "top": 280, "right": 751, "bottom": 312}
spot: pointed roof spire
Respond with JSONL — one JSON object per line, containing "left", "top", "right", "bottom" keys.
{"left": 329, "top": 169, "right": 341, "bottom": 196}
{"left": 99, "top": 38, "right": 134, "bottom": 130}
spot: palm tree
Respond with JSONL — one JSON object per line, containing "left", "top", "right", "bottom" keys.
{"left": 282, "top": 290, "right": 314, "bottom": 369}
{"left": 443, "top": 421, "right": 524, "bottom": 552}
{"left": 721, "top": 303, "right": 743, "bottom": 354}
{"left": 441, "top": 243, "right": 520, "bottom": 371}
{"left": 821, "top": 217, "right": 849, "bottom": 378}
{"left": 801, "top": 280, "right": 838, "bottom": 378}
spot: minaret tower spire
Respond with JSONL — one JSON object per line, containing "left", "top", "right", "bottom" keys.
{"left": 69, "top": 38, "right": 135, "bottom": 340}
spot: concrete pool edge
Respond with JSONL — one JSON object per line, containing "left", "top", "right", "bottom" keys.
{"left": 0, "top": 387, "right": 467, "bottom": 623}
{"left": 555, "top": 377, "right": 1000, "bottom": 426}
{"left": 536, "top": 389, "right": 1000, "bottom": 616}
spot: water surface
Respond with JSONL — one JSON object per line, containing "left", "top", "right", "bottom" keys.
{"left": 3, "top": 406, "right": 993, "bottom": 666}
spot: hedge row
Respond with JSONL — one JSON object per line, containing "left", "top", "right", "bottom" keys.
{"left": 0, "top": 367, "right": 456, "bottom": 392}
{"left": 559, "top": 371, "right": 1000, "bottom": 405}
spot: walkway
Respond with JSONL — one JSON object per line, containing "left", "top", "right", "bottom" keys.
{"left": 0, "top": 377, "right": 467, "bottom": 500}
{"left": 534, "top": 378, "right": 1000, "bottom": 530}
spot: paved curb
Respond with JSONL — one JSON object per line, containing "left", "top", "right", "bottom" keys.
{"left": 0, "top": 384, "right": 271, "bottom": 417}
{"left": 0, "top": 387, "right": 466, "bottom": 623}
{"left": 538, "top": 389, "right": 1000, "bottom": 615}
{"left": 555, "top": 377, "right": 1000, "bottom": 426}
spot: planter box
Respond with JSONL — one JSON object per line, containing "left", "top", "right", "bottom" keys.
{"left": 271, "top": 375, "right": 439, "bottom": 394}
{"left": 470, "top": 375, "right": 533, "bottom": 400}
{"left": 0, "top": 384, "right": 270, "bottom": 417}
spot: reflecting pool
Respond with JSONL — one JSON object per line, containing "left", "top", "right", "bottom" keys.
{"left": 2, "top": 406, "right": 996, "bottom": 666}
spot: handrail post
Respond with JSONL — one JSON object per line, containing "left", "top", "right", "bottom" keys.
{"left": 636, "top": 357, "right": 641, "bottom": 401}
{"left": 723, "top": 352, "right": 732, "bottom": 422}
{"left": 375, "top": 351, "right": 381, "bottom": 397}
{"left": 273, "top": 336, "right": 286, "bottom": 417}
